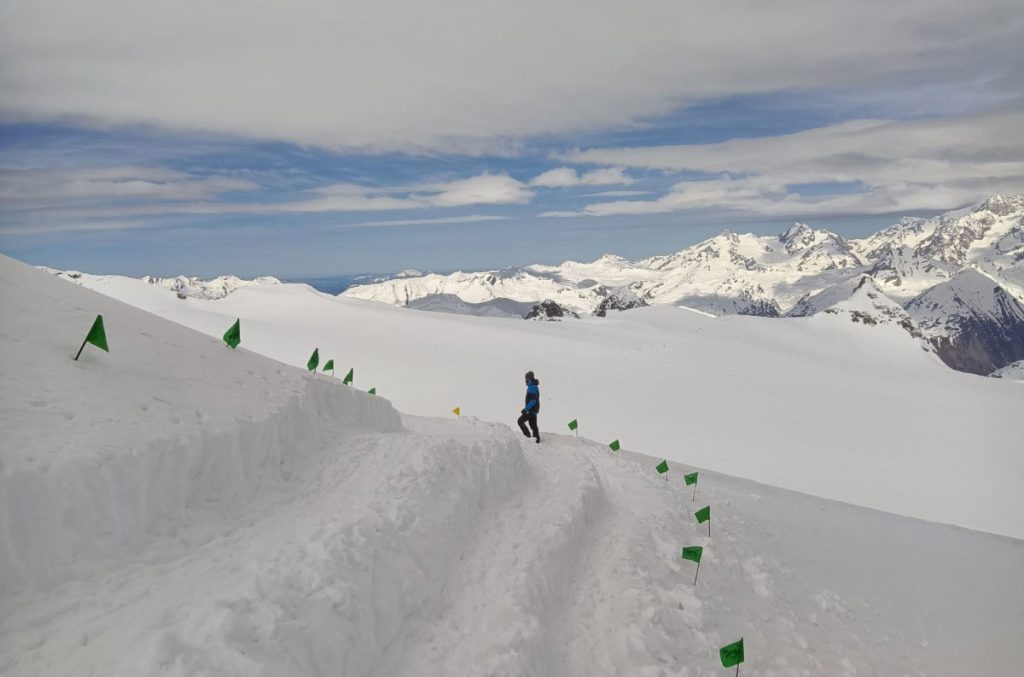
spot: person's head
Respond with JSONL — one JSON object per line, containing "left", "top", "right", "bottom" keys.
{"left": 524, "top": 370, "right": 535, "bottom": 384}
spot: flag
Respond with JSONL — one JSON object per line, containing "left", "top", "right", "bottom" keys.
{"left": 75, "top": 314, "right": 109, "bottom": 360}
{"left": 720, "top": 638, "right": 744, "bottom": 668}
{"left": 567, "top": 419, "right": 578, "bottom": 431}
{"left": 656, "top": 460, "right": 669, "bottom": 474}
{"left": 695, "top": 506, "right": 710, "bottom": 524}
{"left": 684, "top": 472, "right": 699, "bottom": 486}
{"left": 222, "top": 319, "right": 240, "bottom": 349}
{"left": 84, "top": 315, "right": 108, "bottom": 352}
{"left": 609, "top": 439, "right": 620, "bottom": 452}
{"left": 368, "top": 387, "right": 376, "bottom": 395}
{"left": 323, "top": 359, "right": 334, "bottom": 373}
{"left": 307, "top": 348, "right": 319, "bottom": 372}
{"left": 681, "top": 546, "right": 703, "bottom": 563}
{"left": 452, "top": 407, "right": 461, "bottom": 416}
{"left": 343, "top": 368, "right": 353, "bottom": 385}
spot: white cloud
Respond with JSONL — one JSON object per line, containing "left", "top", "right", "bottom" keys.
{"left": 0, "top": 170, "right": 533, "bottom": 230}
{"left": 422, "top": 173, "right": 532, "bottom": 207}
{"left": 529, "top": 167, "right": 633, "bottom": 188}
{"left": 554, "top": 110, "right": 1024, "bottom": 217}
{"left": 345, "top": 215, "right": 510, "bottom": 228}
{"left": 0, "top": 167, "right": 256, "bottom": 208}
{"left": 1, "top": 1, "right": 1020, "bottom": 152}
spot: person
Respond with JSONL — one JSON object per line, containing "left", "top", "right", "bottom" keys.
{"left": 517, "top": 371, "right": 541, "bottom": 443}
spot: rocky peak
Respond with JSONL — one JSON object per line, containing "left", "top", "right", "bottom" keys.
{"left": 977, "top": 194, "right": 1024, "bottom": 217}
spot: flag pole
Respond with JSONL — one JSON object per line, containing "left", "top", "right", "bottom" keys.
{"left": 736, "top": 664, "right": 740, "bottom": 676}
{"left": 708, "top": 518, "right": 711, "bottom": 539}
{"left": 692, "top": 483, "right": 697, "bottom": 502}
{"left": 73, "top": 337, "right": 89, "bottom": 361}
{"left": 693, "top": 560, "right": 700, "bottom": 585}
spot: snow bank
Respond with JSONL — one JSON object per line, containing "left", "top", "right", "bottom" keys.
{"left": 0, "top": 255, "right": 400, "bottom": 593}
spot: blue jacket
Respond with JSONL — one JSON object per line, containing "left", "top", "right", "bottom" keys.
{"left": 524, "top": 379, "right": 540, "bottom": 414}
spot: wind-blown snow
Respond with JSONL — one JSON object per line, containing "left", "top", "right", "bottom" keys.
{"left": 2, "top": 255, "right": 1023, "bottom": 676}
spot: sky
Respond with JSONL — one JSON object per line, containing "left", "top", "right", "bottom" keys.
{"left": 1, "top": 0, "right": 1022, "bottom": 278}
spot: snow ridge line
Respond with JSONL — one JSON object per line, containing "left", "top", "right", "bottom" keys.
{"left": 0, "top": 377, "right": 400, "bottom": 594}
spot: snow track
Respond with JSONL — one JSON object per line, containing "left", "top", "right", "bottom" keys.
{"left": 4, "top": 255, "right": 1023, "bottom": 675}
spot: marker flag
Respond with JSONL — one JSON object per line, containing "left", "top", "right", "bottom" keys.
{"left": 685, "top": 471, "right": 699, "bottom": 501}
{"left": 368, "top": 387, "right": 376, "bottom": 395}
{"left": 681, "top": 546, "right": 703, "bottom": 563}
{"left": 609, "top": 439, "right": 620, "bottom": 452}
{"left": 307, "top": 348, "right": 319, "bottom": 372}
{"left": 452, "top": 407, "right": 461, "bottom": 417}
{"left": 343, "top": 368, "right": 353, "bottom": 385}
{"left": 656, "top": 460, "right": 669, "bottom": 474}
{"left": 74, "top": 315, "right": 109, "bottom": 360}
{"left": 567, "top": 419, "right": 578, "bottom": 431}
{"left": 222, "top": 319, "right": 240, "bottom": 349}
{"left": 323, "top": 359, "right": 335, "bottom": 373}
{"left": 720, "top": 638, "right": 744, "bottom": 669}
{"left": 695, "top": 505, "right": 711, "bottom": 537}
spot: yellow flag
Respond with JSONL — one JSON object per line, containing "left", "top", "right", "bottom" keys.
{"left": 452, "top": 407, "right": 461, "bottom": 416}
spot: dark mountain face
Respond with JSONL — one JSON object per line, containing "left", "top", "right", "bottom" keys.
{"left": 906, "top": 276, "right": 1024, "bottom": 375}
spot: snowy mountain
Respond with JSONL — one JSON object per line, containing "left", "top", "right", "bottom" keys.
{"left": 905, "top": 267, "right": 1024, "bottom": 374}
{"left": 4, "top": 253, "right": 1024, "bottom": 675}
{"left": 341, "top": 194, "right": 1024, "bottom": 373}
{"left": 44, "top": 268, "right": 282, "bottom": 300}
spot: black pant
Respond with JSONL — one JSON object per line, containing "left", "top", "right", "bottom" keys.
{"left": 517, "top": 411, "right": 540, "bottom": 441}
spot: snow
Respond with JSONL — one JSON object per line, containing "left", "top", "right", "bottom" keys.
{"left": 343, "top": 195, "right": 1024, "bottom": 315}
{"left": 40, "top": 257, "right": 1024, "bottom": 540}
{"left": 3, "top": 254, "right": 1024, "bottom": 675}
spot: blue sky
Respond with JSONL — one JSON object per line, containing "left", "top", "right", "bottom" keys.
{"left": 1, "top": 1, "right": 1021, "bottom": 278}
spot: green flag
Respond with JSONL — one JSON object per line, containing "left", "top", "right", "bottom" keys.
{"left": 368, "top": 387, "right": 376, "bottom": 395}
{"left": 222, "top": 319, "right": 240, "bottom": 349}
{"left": 609, "top": 439, "right": 620, "bottom": 452}
{"left": 681, "top": 546, "right": 703, "bottom": 563}
{"left": 85, "top": 315, "right": 108, "bottom": 352}
{"left": 343, "top": 368, "right": 353, "bottom": 385}
{"left": 307, "top": 348, "right": 319, "bottom": 372}
{"left": 75, "top": 314, "right": 108, "bottom": 360}
{"left": 323, "top": 359, "right": 334, "bottom": 373}
{"left": 656, "top": 460, "right": 669, "bottom": 474}
{"left": 684, "top": 472, "right": 698, "bottom": 486}
{"left": 568, "top": 419, "right": 578, "bottom": 431}
{"left": 695, "top": 506, "right": 710, "bottom": 524}
{"left": 720, "top": 638, "right": 744, "bottom": 668}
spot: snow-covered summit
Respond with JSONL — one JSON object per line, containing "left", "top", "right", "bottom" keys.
{"left": 43, "top": 268, "right": 282, "bottom": 300}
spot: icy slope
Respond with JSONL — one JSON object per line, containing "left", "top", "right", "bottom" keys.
{"left": 2, "top": 256, "right": 1023, "bottom": 676}
{"left": 51, "top": 261, "right": 1024, "bottom": 539}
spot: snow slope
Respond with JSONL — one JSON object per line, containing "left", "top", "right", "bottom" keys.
{"left": 2, "top": 255, "right": 1023, "bottom": 676}
{"left": 45, "top": 258, "right": 1024, "bottom": 540}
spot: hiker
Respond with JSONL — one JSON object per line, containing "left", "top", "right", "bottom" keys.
{"left": 517, "top": 371, "right": 541, "bottom": 443}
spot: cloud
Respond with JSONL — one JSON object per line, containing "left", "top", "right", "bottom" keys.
{"left": 530, "top": 167, "right": 633, "bottom": 188}
{"left": 0, "top": 168, "right": 533, "bottom": 234}
{"left": 421, "top": 173, "right": 533, "bottom": 207}
{"left": 0, "top": 167, "right": 256, "bottom": 209}
{"left": 344, "top": 215, "right": 510, "bottom": 228}
{"left": 1, "top": 1, "right": 1021, "bottom": 152}
{"left": 554, "top": 109, "right": 1024, "bottom": 216}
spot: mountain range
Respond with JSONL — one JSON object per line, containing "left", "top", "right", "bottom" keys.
{"left": 341, "top": 194, "right": 1024, "bottom": 375}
